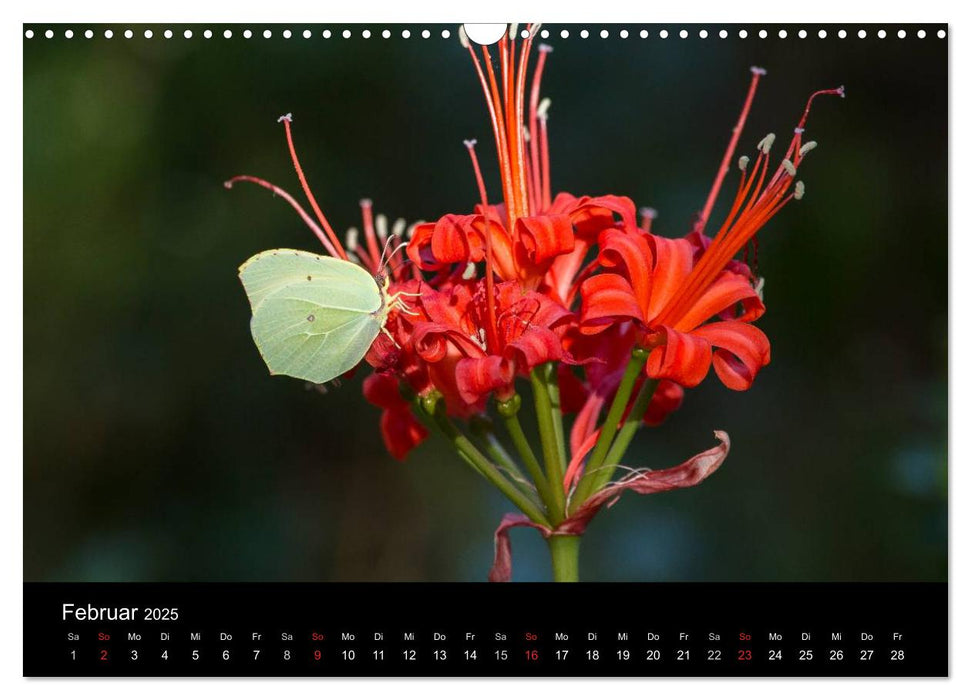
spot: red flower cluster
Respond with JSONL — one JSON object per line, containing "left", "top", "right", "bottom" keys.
{"left": 360, "top": 30, "right": 839, "bottom": 464}
{"left": 229, "top": 24, "right": 841, "bottom": 572}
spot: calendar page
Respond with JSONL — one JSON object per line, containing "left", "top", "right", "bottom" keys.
{"left": 22, "top": 19, "right": 948, "bottom": 678}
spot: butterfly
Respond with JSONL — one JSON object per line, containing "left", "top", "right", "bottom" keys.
{"left": 239, "top": 249, "right": 413, "bottom": 385}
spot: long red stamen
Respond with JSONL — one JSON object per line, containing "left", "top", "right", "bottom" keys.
{"left": 278, "top": 115, "right": 348, "bottom": 260}
{"left": 462, "top": 35, "right": 513, "bottom": 221}
{"left": 538, "top": 101, "right": 551, "bottom": 210}
{"left": 352, "top": 239, "right": 377, "bottom": 272}
{"left": 528, "top": 44, "right": 551, "bottom": 213}
{"left": 359, "top": 198, "right": 383, "bottom": 271}
{"left": 695, "top": 67, "right": 766, "bottom": 235}
{"left": 465, "top": 140, "right": 502, "bottom": 354}
{"left": 513, "top": 26, "right": 536, "bottom": 217}
{"left": 660, "top": 87, "right": 843, "bottom": 328}
{"left": 224, "top": 175, "right": 341, "bottom": 258}
{"left": 480, "top": 44, "right": 517, "bottom": 226}
{"left": 500, "top": 34, "right": 523, "bottom": 224}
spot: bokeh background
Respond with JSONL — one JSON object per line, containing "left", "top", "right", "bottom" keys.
{"left": 24, "top": 24, "right": 947, "bottom": 582}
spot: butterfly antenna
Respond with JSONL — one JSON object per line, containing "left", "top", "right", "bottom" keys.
{"left": 379, "top": 237, "right": 412, "bottom": 275}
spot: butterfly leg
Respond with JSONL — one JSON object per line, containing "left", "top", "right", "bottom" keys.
{"left": 381, "top": 325, "right": 402, "bottom": 349}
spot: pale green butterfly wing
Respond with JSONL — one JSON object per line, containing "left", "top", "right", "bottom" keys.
{"left": 239, "top": 249, "right": 386, "bottom": 384}
{"left": 239, "top": 248, "right": 378, "bottom": 312}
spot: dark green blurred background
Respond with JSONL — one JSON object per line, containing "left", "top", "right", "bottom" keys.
{"left": 24, "top": 24, "right": 947, "bottom": 582}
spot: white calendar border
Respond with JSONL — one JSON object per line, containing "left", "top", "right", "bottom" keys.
{"left": 3, "top": 0, "right": 963, "bottom": 697}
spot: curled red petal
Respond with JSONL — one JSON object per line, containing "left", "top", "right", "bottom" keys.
{"left": 455, "top": 355, "right": 514, "bottom": 405}
{"left": 569, "top": 390, "right": 605, "bottom": 458}
{"left": 552, "top": 193, "right": 638, "bottom": 237}
{"left": 692, "top": 321, "right": 771, "bottom": 391}
{"left": 431, "top": 214, "right": 483, "bottom": 265}
{"left": 579, "top": 273, "right": 644, "bottom": 334}
{"left": 567, "top": 430, "right": 730, "bottom": 532}
{"left": 598, "top": 229, "right": 654, "bottom": 310}
{"left": 564, "top": 425, "right": 601, "bottom": 492}
{"left": 362, "top": 372, "right": 405, "bottom": 410}
{"left": 489, "top": 432, "right": 729, "bottom": 581}
{"left": 675, "top": 269, "right": 765, "bottom": 332}
{"left": 503, "top": 327, "right": 564, "bottom": 373}
{"left": 410, "top": 322, "right": 453, "bottom": 363}
{"left": 380, "top": 405, "right": 428, "bottom": 461}
{"left": 646, "top": 325, "right": 713, "bottom": 388}
{"left": 515, "top": 215, "right": 575, "bottom": 266}
{"left": 642, "top": 379, "right": 685, "bottom": 426}
{"left": 488, "top": 513, "right": 552, "bottom": 583}
{"left": 405, "top": 222, "right": 438, "bottom": 271}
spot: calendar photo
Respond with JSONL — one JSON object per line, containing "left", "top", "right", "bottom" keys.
{"left": 22, "top": 20, "right": 949, "bottom": 678}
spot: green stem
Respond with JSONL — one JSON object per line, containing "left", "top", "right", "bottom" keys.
{"left": 594, "top": 378, "right": 659, "bottom": 492}
{"left": 498, "top": 396, "right": 556, "bottom": 516}
{"left": 469, "top": 416, "right": 528, "bottom": 485}
{"left": 570, "top": 349, "right": 648, "bottom": 512}
{"left": 425, "top": 399, "right": 550, "bottom": 527}
{"left": 547, "top": 534, "right": 581, "bottom": 582}
{"left": 543, "top": 364, "right": 568, "bottom": 471}
{"left": 530, "top": 365, "right": 567, "bottom": 521}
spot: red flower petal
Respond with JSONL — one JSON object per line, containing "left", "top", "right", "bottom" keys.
{"left": 455, "top": 355, "right": 514, "bottom": 405}
{"left": 557, "top": 364, "right": 588, "bottom": 414}
{"left": 675, "top": 269, "right": 765, "bottom": 332}
{"left": 489, "top": 432, "right": 730, "bottom": 581}
{"left": 503, "top": 327, "right": 564, "bottom": 371}
{"left": 645, "top": 325, "right": 713, "bottom": 387}
{"left": 692, "top": 321, "right": 771, "bottom": 391}
{"left": 362, "top": 372, "right": 405, "bottom": 410}
{"left": 488, "top": 513, "right": 551, "bottom": 582}
{"left": 515, "top": 214, "right": 575, "bottom": 267}
{"left": 567, "top": 430, "right": 730, "bottom": 532}
{"left": 644, "top": 235, "right": 695, "bottom": 320}
{"left": 579, "top": 273, "right": 644, "bottom": 334}
{"left": 379, "top": 406, "right": 429, "bottom": 460}
{"left": 430, "top": 214, "right": 484, "bottom": 265}
{"left": 643, "top": 379, "right": 685, "bottom": 426}
{"left": 597, "top": 229, "right": 654, "bottom": 312}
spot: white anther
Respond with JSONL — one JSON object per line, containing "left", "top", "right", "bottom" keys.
{"left": 464, "top": 138, "right": 478, "bottom": 149}
{"left": 537, "top": 97, "right": 552, "bottom": 120}
{"left": 375, "top": 213, "right": 388, "bottom": 240}
{"left": 738, "top": 155, "right": 750, "bottom": 171}
{"left": 639, "top": 207, "right": 658, "bottom": 220}
{"left": 799, "top": 140, "right": 818, "bottom": 156}
{"left": 750, "top": 66, "right": 767, "bottom": 76}
{"left": 458, "top": 25, "right": 469, "bottom": 48}
{"left": 794, "top": 181, "right": 805, "bottom": 200}
{"left": 462, "top": 261, "right": 477, "bottom": 280}
{"left": 757, "top": 133, "right": 776, "bottom": 153}
{"left": 392, "top": 218, "right": 406, "bottom": 239}
{"left": 753, "top": 277, "right": 765, "bottom": 302}
{"left": 508, "top": 23, "right": 519, "bottom": 39}
{"left": 781, "top": 159, "right": 796, "bottom": 177}
{"left": 346, "top": 227, "right": 359, "bottom": 251}
{"left": 277, "top": 113, "right": 293, "bottom": 123}
{"left": 538, "top": 43, "right": 553, "bottom": 53}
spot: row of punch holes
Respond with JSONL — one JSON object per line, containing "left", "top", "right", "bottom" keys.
{"left": 24, "top": 26, "right": 948, "bottom": 41}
